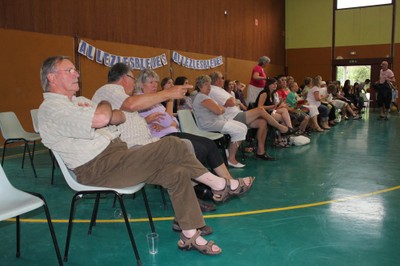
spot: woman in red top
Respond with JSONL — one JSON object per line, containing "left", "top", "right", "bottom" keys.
{"left": 247, "top": 56, "right": 270, "bottom": 104}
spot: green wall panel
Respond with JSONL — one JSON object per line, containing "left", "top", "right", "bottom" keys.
{"left": 335, "top": 5, "right": 392, "bottom": 46}
{"left": 286, "top": 0, "right": 333, "bottom": 49}
{"left": 286, "top": 0, "right": 398, "bottom": 48}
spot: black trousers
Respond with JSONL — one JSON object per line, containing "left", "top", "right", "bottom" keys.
{"left": 375, "top": 83, "right": 392, "bottom": 109}
{"left": 166, "top": 132, "right": 224, "bottom": 169}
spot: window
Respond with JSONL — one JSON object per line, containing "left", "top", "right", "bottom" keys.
{"left": 337, "top": 0, "right": 392, "bottom": 9}
{"left": 336, "top": 65, "right": 371, "bottom": 85}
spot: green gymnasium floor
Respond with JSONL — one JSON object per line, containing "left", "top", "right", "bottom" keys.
{"left": 1, "top": 110, "right": 400, "bottom": 266}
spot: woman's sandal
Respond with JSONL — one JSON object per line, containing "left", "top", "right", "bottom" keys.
{"left": 178, "top": 230, "right": 221, "bottom": 255}
{"left": 211, "top": 177, "right": 255, "bottom": 203}
{"left": 244, "top": 146, "right": 254, "bottom": 153}
{"left": 274, "top": 139, "right": 289, "bottom": 148}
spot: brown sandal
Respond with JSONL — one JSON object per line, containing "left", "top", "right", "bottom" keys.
{"left": 178, "top": 230, "right": 221, "bottom": 255}
{"left": 211, "top": 177, "right": 255, "bottom": 203}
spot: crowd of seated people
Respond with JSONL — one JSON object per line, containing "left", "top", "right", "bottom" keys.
{"left": 205, "top": 71, "right": 296, "bottom": 164}
{"left": 139, "top": 70, "right": 365, "bottom": 157}
{"left": 142, "top": 70, "right": 365, "bottom": 157}
{"left": 36, "top": 55, "right": 373, "bottom": 257}
{"left": 32, "top": 54, "right": 376, "bottom": 259}
{"left": 251, "top": 74, "right": 364, "bottom": 146}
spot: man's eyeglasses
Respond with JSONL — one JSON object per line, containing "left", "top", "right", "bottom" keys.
{"left": 126, "top": 74, "right": 135, "bottom": 80}
{"left": 55, "top": 68, "right": 79, "bottom": 75}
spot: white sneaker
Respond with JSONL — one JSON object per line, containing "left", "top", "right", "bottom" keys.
{"left": 227, "top": 161, "right": 245, "bottom": 168}
{"left": 225, "top": 149, "right": 229, "bottom": 157}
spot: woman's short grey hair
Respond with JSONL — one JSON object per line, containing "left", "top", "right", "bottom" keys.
{"left": 40, "top": 55, "right": 69, "bottom": 92}
{"left": 258, "top": 56, "right": 271, "bottom": 66}
{"left": 135, "top": 69, "right": 160, "bottom": 92}
{"left": 195, "top": 75, "right": 211, "bottom": 91}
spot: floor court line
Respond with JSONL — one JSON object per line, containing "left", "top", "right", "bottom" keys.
{"left": 6, "top": 184, "right": 400, "bottom": 224}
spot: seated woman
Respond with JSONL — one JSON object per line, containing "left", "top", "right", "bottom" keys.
{"left": 234, "top": 80, "right": 248, "bottom": 111}
{"left": 342, "top": 79, "right": 361, "bottom": 111}
{"left": 306, "top": 76, "right": 330, "bottom": 130}
{"left": 285, "top": 81, "right": 313, "bottom": 134}
{"left": 326, "top": 84, "right": 360, "bottom": 120}
{"left": 255, "top": 77, "right": 294, "bottom": 130}
{"left": 160, "top": 76, "right": 193, "bottom": 114}
{"left": 319, "top": 81, "right": 337, "bottom": 127}
{"left": 255, "top": 77, "right": 295, "bottom": 147}
{"left": 136, "top": 70, "right": 243, "bottom": 181}
{"left": 192, "top": 75, "right": 248, "bottom": 168}
{"left": 175, "top": 76, "right": 193, "bottom": 111}
{"left": 224, "top": 79, "right": 247, "bottom": 111}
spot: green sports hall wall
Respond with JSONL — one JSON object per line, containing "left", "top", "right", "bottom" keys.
{"left": 285, "top": 0, "right": 400, "bottom": 82}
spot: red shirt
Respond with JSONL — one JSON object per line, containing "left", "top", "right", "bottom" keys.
{"left": 249, "top": 65, "right": 266, "bottom": 88}
{"left": 276, "top": 88, "right": 290, "bottom": 101}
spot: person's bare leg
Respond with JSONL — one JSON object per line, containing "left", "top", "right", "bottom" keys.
{"left": 299, "top": 116, "right": 309, "bottom": 132}
{"left": 346, "top": 104, "right": 356, "bottom": 117}
{"left": 245, "top": 108, "right": 289, "bottom": 133}
{"left": 248, "top": 119, "right": 267, "bottom": 155}
{"left": 194, "top": 172, "right": 253, "bottom": 191}
{"left": 322, "top": 120, "right": 330, "bottom": 129}
{"left": 277, "top": 109, "right": 293, "bottom": 128}
{"left": 341, "top": 106, "right": 348, "bottom": 117}
{"left": 213, "top": 164, "right": 233, "bottom": 179}
{"left": 311, "top": 116, "right": 323, "bottom": 131}
{"left": 228, "top": 140, "right": 242, "bottom": 165}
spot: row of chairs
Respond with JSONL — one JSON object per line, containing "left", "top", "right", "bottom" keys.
{"left": 0, "top": 111, "right": 41, "bottom": 178}
{"left": 177, "top": 109, "right": 229, "bottom": 165}
{"left": 0, "top": 111, "right": 156, "bottom": 265}
{"left": 0, "top": 110, "right": 58, "bottom": 184}
{"left": 0, "top": 109, "right": 226, "bottom": 265}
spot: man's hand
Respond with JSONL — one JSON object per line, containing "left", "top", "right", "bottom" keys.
{"left": 164, "top": 84, "right": 193, "bottom": 100}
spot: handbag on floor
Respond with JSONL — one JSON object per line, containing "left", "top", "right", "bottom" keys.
{"left": 288, "top": 135, "right": 310, "bottom": 146}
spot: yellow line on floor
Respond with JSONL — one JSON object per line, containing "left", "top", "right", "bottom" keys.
{"left": 6, "top": 185, "right": 400, "bottom": 224}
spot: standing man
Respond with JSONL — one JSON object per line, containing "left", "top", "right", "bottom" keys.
{"left": 376, "top": 61, "right": 396, "bottom": 120}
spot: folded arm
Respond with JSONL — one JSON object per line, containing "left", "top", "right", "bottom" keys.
{"left": 92, "top": 100, "right": 125, "bottom": 128}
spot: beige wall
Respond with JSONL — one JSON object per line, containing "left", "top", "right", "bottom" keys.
{"left": 0, "top": 29, "right": 73, "bottom": 136}
{"left": 0, "top": 29, "right": 269, "bottom": 144}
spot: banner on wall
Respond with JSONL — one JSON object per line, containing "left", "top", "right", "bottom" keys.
{"left": 172, "top": 51, "right": 223, "bottom": 70}
{"left": 78, "top": 40, "right": 168, "bottom": 69}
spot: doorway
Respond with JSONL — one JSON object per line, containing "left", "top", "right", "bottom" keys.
{"left": 336, "top": 65, "right": 371, "bottom": 86}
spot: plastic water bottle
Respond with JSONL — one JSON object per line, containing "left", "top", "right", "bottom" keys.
{"left": 114, "top": 208, "right": 131, "bottom": 220}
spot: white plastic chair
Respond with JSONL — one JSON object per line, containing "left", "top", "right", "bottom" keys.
{"left": 30, "top": 109, "right": 40, "bottom": 134}
{"left": 0, "top": 111, "right": 41, "bottom": 178}
{"left": 52, "top": 150, "right": 155, "bottom": 265}
{"left": 0, "top": 165, "right": 63, "bottom": 265}
{"left": 30, "top": 109, "right": 57, "bottom": 184}
{"left": 177, "top": 109, "right": 228, "bottom": 165}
